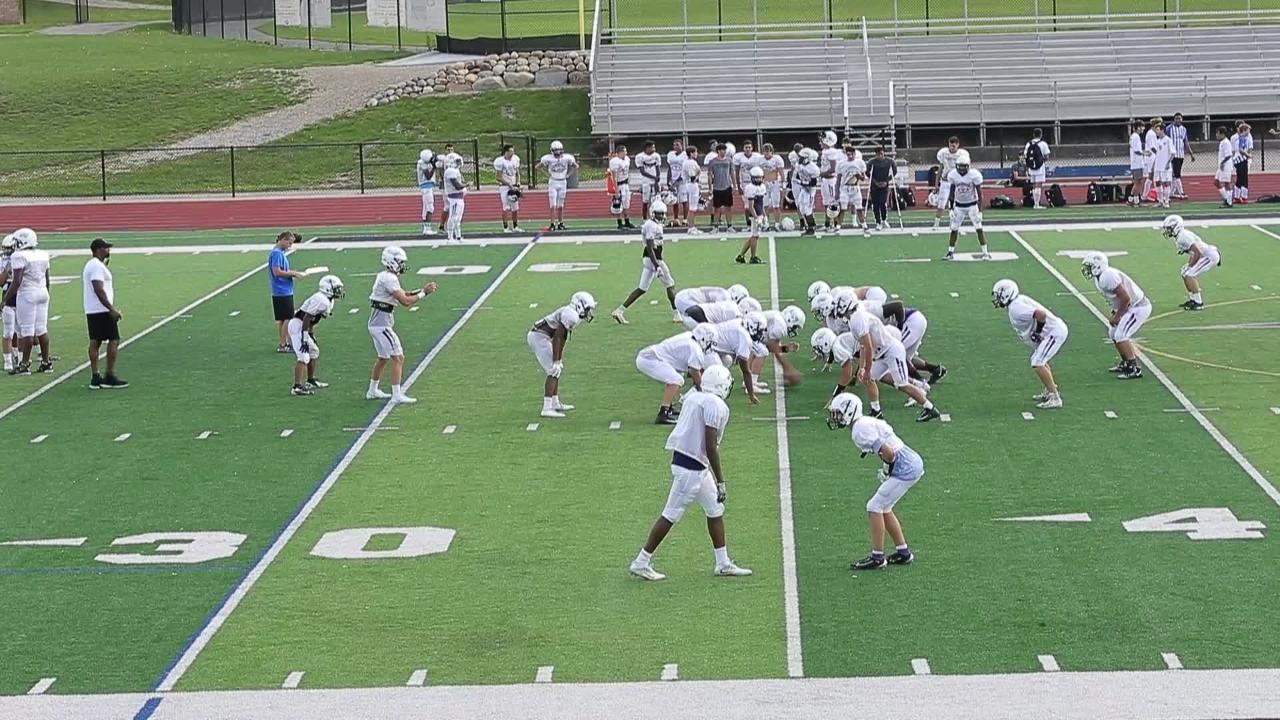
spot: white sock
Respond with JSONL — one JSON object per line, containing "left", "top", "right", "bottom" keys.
{"left": 1032, "top": 188, "right": 1042, "bottom": 206}
{"left": 922, "top": 400, "right": 935, "bottom": 410}
{"left": 713, "top": 546, "right": 730, "bottom": 566}
{"left": 1242, "top": 187, "right": 1249, "bottom": 199}
{"left": 635, "top": 549, "right": 653, "bottom": 566}
{"left": 392, "top": 384, "right": 403, "bottom": 397}
{"left": 1174, "top": 179, "right": 1184, "bottom": 195}
{"left": 543, "top": 396, "right": 553, "bottom": 411}
{"left": 368, "top": 379, "right": 380, "bottom": 393}
{"left": 870, "top": 401, "right": 881, "bottom": 412}
{"left": 1220, "top": 188, "right": 1232, "bottom": 204}
{"left": 980, "top": 243, "right": 990, "bottom": 254}
{"left": 1191, "top": 292, "right": 1203, "bottom": 303}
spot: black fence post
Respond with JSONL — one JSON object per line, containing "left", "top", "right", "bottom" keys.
{"left": 347, "top": 0, "right": 353, "bottom": 51}
{"left": 359, "top": 143, "right": 366, "bottom": 193}
{"left": 395, "top": 0, "right": 402, "bottom": 52}
{"left": 717, "top": 0, "right": 722, "bottom": 41}
{"left": 471, "top": 138, "right": 481, "bottom": 189}
{"left": 925, "top": 0, "right": 930, "bottom": 36}
{"left": 230, "top": 146, "right": 237, "bottom": 197}
{"left": 219, "top": 0, "right": 225, "bottom": 38}
{"left": 99, "top": 150, "right": 107, "bottom": 201}
{"left": 526, "top": 136, "right": 536, "bottom": 188}
{"left": 272, "top": 2, "right": 277, "bottom": 44}
{"left": 500, "top": 0, "right": 508, "bottom": 53}
{"left": 242, "top": 0, "right": 247, "bottom": 39}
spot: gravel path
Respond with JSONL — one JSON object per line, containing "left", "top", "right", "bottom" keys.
{"left": 39, "top": 20, "right": 167, "bottom": 34}
{"left": 42, "top": 0, "right": 167, "bottom": 10}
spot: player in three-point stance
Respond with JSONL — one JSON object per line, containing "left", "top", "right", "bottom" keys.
{"left": 736, "top": 167, "right": 767, "bottom": 264}
{"left": 828, "top": 393, "right": 921, "bottom": 570}
{"left": 540, "top": 140, "right": 578, "bottom": 231}
{"left": 636, "top": 322, "right": 716, "bottom": 425}
{"left": 416, "top": 149, "right": 439, "bottom": 236}
{"left": 992, "top": 279, "right": 1069, "bottom": 409}
{"left": 528, "top": 291, "right": 596, "bottom": 418}
{"left": 1081, "top": 251, "right": 1150, "bottom": 380}
{"left": 629, "top": 364, "right": 753, "bottom": 581}
{"left": 288, "top": 274, "right": 344, "bottom": 396}
{"left": 1162, "top": 214, "right": 1221, "bottom": 311}
{"left": 941, "top": 150, "right": 991, "bottom": 261}
{"left": 611, "top": 201, "right": 680, "bottom": 325}
{"left": 367, "top": 246, "right": 437, "bottom": 404}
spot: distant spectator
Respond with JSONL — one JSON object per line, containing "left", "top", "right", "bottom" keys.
{"left": 268, "top": 231, "right": 307, "bottom": 353}
{"left": 867, "top": 146, "right": 897, "bottom": 231}
{"left": 1167, "top": 113, "right": 1193, "bottom": 199}
{"left": 1232, "top": 122, "right": 1253, "bottom": 203}
{"left": 1127, "top": 121, "right": 1146, "bottom": 206}
{"left": 706, "top": 144, "right": 736, "bottom": 232}
{"left": 1022, "top": 128, "right": 1051, "bottom": 209}
{"left": 83, "top": 238, "right": 127, "bottom": 390}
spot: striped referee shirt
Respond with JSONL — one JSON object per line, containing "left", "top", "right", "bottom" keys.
{"left": 1166, "top": 123, "right": 1189, "bottom": 159}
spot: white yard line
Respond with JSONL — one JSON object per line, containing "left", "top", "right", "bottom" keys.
{"left": 26, "top": 678, "right": 55, "bottom": 695}
{"left": 1009, "top": 230, "right": 1280, "bottom": 509}
{"left": 768, "top": 235, "right": 804, "bottom": 679}
{"left": 30, "top": 434, "right": 48, "bottom": 444}
{"left": 153, "top": 239, "right": 537, "bottom": 693}
{"left": 1249, "top": 224, "right": 1280, "bottom": 243}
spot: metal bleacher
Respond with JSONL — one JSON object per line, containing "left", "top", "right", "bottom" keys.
{"left": 588, "top": 6, "right": 1280, "bottom": 136}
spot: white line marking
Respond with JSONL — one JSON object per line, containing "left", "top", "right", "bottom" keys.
{"left": 1250, "top": 224, "right": 1280, "bottom": 243}
{"left": 1163, "top": 653, "right": 1184, "bottom": 670}
{"left": 890, "top": 293, "right": 900, "bottom": 299}
{"left": 0, "top": 537, "right": 87, "bottom": 547}
{"left": 410, "top": 306, "right": 420, "bottom": 312}
{"left": 535, "top": 666, "right": 554, "bottom": 684}
{"left": 280, "top": 429, "right": 294, "bottom": 438}
{"left": 1011, "top": 230, "right": 1280, "bottom": 510}
{"left": 114, "top": 432, "right": 131, "bottom": 442}
{"left": 30, "top": 434, "right": 47, "bottom": 444}
{"left": 443, "top": 425, "right": 456, "bottom": 434}
{"left": 996, "top": 513, "right": 1092, "bottom": 523}
{"left": 1271, "top": 407, "right": 1280, "bottom": 415}
{"left": 195, "top": 430, "right": 213, "bottom": 440}
{"left": 752, "top": 415, "right": 810, "bottom": 421}
{"left": 341, "top": 426, "right": 400, "bottom": 432}
{"left": 228, "top": 310, "right": 241, "bottom": 317}
{"left": 241, "top": 248, "right": 250, "bottom": 253}
{"left": 1104, "top": 226, "right": 1113, "bottom": 232}
{"left": 911, "top": 658, "right": 931, "bottom": 675}
{"left": 526, "top": 423, "right": 539, "bottom": 432}
{"left": 768, "top": 235, "right": 804, "bottom": 679}
{"left": 1038, "top": 655, "right": 1061, "bottom": 672}
{"left": 282, "top": 671, "right": 305, "bottom": 689}
{"left": 153, "top": 240, "right": 537, "bottom": 693}
{"left": 661, "top": 663, "right": 679, "bottom": 681}
{"left": 1251, "top": 284, "right": 1263, "bottom": 291}
{"left": 50, "top": 315, "right": 61, "bottom": 322}
{"left": 1163, "top": 407, "right": 1219, "bottom": 413}
{"left": 407, "top": 669, "right": 428, "bottom": 687}
{"left": 348, "top": 307, "right": 360, "bottom": 314}
{"left": 1104, "top": 410, "right": 1118, "bottom": 419}
{"left": 948, "top": 292, "right": 959, "bottom": 298}
{"left": 1021, "top": 412, "right": 1034, "bottom": 421}
{"left": 528, "top": 303, "right": 538, "bottom": 308}
{"left": 607, "top": 420, "right": 622, "bottom": 431}
{"left": 939, "top": 413, "right": 951, "bottom": 423}
{"left": 27, "top": 678, "right": 55, "bottom": 695}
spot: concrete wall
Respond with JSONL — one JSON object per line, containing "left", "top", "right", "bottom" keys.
{"left": 0, "top": 0, "right": 22, "bottom": 24}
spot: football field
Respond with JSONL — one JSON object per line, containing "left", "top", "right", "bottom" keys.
{"left": 1, "top": 218, "right": 1278, "bottom": 718}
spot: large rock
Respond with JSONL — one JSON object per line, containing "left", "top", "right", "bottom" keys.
{"left": 568, "top": 71, "right": 589, "bottom": 86}
{"left": 506, "top": 71, "right": 536, "bottom": 88}
{"left": 473, "top": 76, "right": 507, "bottom": 92}
{"left": 447, "top": 83, "right": 470, "bottom": 94}
{"left": 535, "top": 68, "right": 568, "bottom": 87}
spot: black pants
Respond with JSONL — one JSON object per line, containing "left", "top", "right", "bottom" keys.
{"left": 1171, "top": 157, "right": 1184, "bottom": 179}
{"left": 1234, "top": 161, "right": 1249, "bottom": 189}
{"left": 870, "top": 185, "right": 889, "bottom": 224}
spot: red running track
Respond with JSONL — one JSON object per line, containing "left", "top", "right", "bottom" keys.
{"left": 0, "top": 176, "right": 1276, "bottom": 233}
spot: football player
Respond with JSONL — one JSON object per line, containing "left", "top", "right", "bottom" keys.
{"left": 634, "top": 141, "right": 663, "bottom": 222}
{"left": 732, "top": 141, "right": 764, "bottom": 231}
{"left": 933, "top": 136, "right": 962, "bottom": 230}
{"left": 710, "top": 313, "right": 764, "bottom": 404}
{"left": 760, "top": 143, "right": 786, "bottom": 230}
{"left": 0, "top": 233, "right": 17, "bottom": 372}
{"left": 675, "top": 285, "right": 731, "bottom": 317}
{"left": 367, "top": 246, "right": 437, "bottom": 404}
{"left": 494, "top": 144, "right": 523, "bottom": 233}
{"left": 992, "top": 279, "right": 1068, "bottom": 409}
{"left": 415, "top": 149, "right": 438, "bottom": 236}
{"left": 1082, "top": 252, "right": 1150, "bottom": 379}
{"left": 1214, "top": 126, "right": 1235, "bottom": 208}
{"left": 288, "top": 275, "right": 344, "bottom": 396}
{"left": 436, "top": 143, "right": 464, "bottom": 234}
{"left": 818, "top": 131, "right": 843, "bottom": 230}
{"left": 665, "top": 141, "right": 687, "bottom": 227}
{"left": 815, "top": 303, "right": 941, "bottom": 421}
{"left": 629, "top": 363, "right": 752, "bottom": 581}
{"left": 807, "top": 280, "right": 831, "bottom": 302}
{"left": 793, "top": 148, "right": 822, "bottom": 236}
{"left": 681, "top": 146, "right": 704, "bottom": 235}
{"left": 837, "top": 144, "right": 868, "bottom": 234}
{"left": 679, "top": 283, "right": 749, "bottom": 330}
{"left": 1148, "top": 123, "right": 1175, "bottom": 209}
{"left": 636, "top": 323, "right": 716, "bottom": 425}
{"left": 941, "top": 150, "right": 991, "bottom": 261}
{"left": 4, "top": 228, "right": 52, "bottom": 375}
{"left": 737, "top": 166, "right": 767, "bottom": 264}
{"left": 442, "top": 157, "right": 467, "bottom": 243}
{"left": 608, "top": 144, "right": 634, "bottom": 230}
{"left": 1163, "top": 214, "right": 1221, "bottom": 310}
{"left": 611, "top": 201, "right": 680, "bottom": 325}
{"left": 540, "top": 140, "right": 578, "bottom": 231}
{"left": 527, "top": 291, "right": 596, "bottom": 418}
{"left": 827, "top": 393, "right": 923, "bottom": 570}
{"left": 752, "top": 305, "right": 806, "bottom": 389}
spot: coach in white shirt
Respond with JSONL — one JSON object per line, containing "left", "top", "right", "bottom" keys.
{"left": 83, "top": 238, "right": 127, "bottom": 389}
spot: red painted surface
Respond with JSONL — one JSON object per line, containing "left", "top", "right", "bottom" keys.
{"left": 0, "top": 174, "right": 1276, "bottom": 233}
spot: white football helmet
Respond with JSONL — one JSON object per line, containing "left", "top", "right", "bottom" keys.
{"left": 832, "top": 287, "right": 858, "bottom": 316}
{"left": 781, "top": 305, "right": 806, "bottom": 336}
{"left": 724, "top": 142, "right": 736, "bottom": 158}
{"left": 765, "top": 312, "right": 787, "bottom": 342}
{"left": 827, "top": 392, "right": 864, "bottom": 430}
{"left": 955, "top": 149, "right": 972, "bottom": 171}
{"left": 701, "top": 364, "right": 734, "bottom": 400}
{"left": 991, "top": 278, "right": 1019, "bottom": 308}
{"left": 727, "top": 284, "right": 750, "bottom": 303}
{"left": 810, "top": 292, "right": 834, "bottom": 320}
{"left": 807, "top": 280, "right": 831, "bottom": 301}
{"left": 550, "top": 140, "right": 565, "bottom": 154}
{"left": 803, "top": 148, "right": 820, "bottom": 162}
{"left": 0, "top": 234, "right": 15, "bottom": 256}
{"left": 738, "top": 296, "right": 762, "bottom": 315}
{"left": 1162, "top": 214, "right": 1185, "bottom": 238}
{"left": 691, "top": 323, "right": 716, "bottom": 353}
{"left": 381, "top": 245, "right": 408, "bottom": 274}
{"left": 743, "top": 311, "right": 768, "bottom": 341}
{"left": 811, "top": 327, "right": 837, "bottom": 361}
{"left": 749, "top": 166, "right": 764, "bottom": 181}
{"left": 659, "top": 190, "right": 678, "bottom": 207}
{"left": 780, "top": 216, "right": 796, "bottom": 231}
{"left": 820, "top": 130, "right": 838, "bottom": 148}
{"left": 419, "top": 149, "right": 434, "bottom": 163}
{"left": 1080, "top": 251, "right": 1109, "bottom": 279}
{"left": 318, "top": 274, "right": 345, "bottom": 300}
{"left": 650, "top": 200, "right": 667, "bottom": 222}
{"left": 11, "top": 228, "right": 37, "bottom": 250}
{"left": 570, "top": 291, "right": 597, "bottom": 321}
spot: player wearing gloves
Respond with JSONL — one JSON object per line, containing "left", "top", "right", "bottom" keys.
{"left": 289, "top": 275, "right": 344, "bottom": 396}
{"left": 528, "top": 291, "right": 595, "bottom": 418}
{"left": 367, "top": 246, "right": 438, "bottom": 404}
{"left": 636, "top": 323, "right": 716, "bottom": 425}
{"left": 611, "top": 201, "right": 680, "bottom": 325}
{"left": 992, "top": 279, "right": 1069, "bottom": 409}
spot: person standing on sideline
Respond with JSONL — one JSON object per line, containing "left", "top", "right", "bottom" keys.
{"left": 443, "top": 157, "right": 467, "bottom": 243}
{"left": 1127, "top": 121, "right": 1146, "bottom": 206}
{"left": 269, "top": 231, "right": 307, "bottom": 353}
{"left": 665, "top": 140, "right": 688, "bottom": 227}
{"left": 707, "top": 144, "right": 736, "bottom": 232}
{"left": 540, "top": 140, "right": 577, "bottom": 232}
{"left": 608, "top": 144, "right": 635, "bottom": 230}
{"left": 5, "top": 228, "right": 53, "bottom": 375}
{"left": 1022, "top": 128, "right": 1051, "bottom": 209}
{"left": 867, "top": 146, "right": 896, "bottom": 231}
{"left": 83, "top": 238, "right": 127, "bottom": 390}
{"left": 416, "top": 148, "right": 439, "bottom": 236}
{"left": 1167, "top": 114, "right": 1193, "bottom": 199}
{"left": 494, "top": 144, "right": 523, "bottom": 234}
{"left": 1232, "top": 122, "right": 1253, "bottom": 204}
{"left": 681, "top": 146, "right": 704, "bottom": 234}
{"left": 0, "top": 234, "right": 17, "bottom": 372}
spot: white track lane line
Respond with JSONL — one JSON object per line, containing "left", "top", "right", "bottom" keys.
{"left": 1010, "top": 230, "right": 1280, "bottom": 509}
{"left": 153, "top": 239, "right": 537, "bottom": 693}
{"left": 768, "top": 235, "right": 804, "bottom": 679}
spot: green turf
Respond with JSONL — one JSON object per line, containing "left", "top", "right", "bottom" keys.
{"left": 0, "top": 0, "right": 167, "bottom": 33}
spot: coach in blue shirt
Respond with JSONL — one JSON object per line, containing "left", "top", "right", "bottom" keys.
{"left": 269, "top": 231, "right": 307, "bottom": 353}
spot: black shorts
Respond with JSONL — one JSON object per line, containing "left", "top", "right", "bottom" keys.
{"left": 712, "top": 188, "right": 734, "bottom": 208}
{"left": 272, "top": 295, "right": 295, "bottom": 322}
{"left": 86, "top": 312, "right": 120, "bottom": 342}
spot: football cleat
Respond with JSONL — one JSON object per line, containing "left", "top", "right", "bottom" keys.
{"left": 366, "top": 388, "right": 391, "bottom": 400}
{"left": 89, "top": 374, "right": 103, "bottom": 390}
{"left": 1032, "top": 391, "right": 1051, "bottom": 401}
{"left": 554, "top": 400, "right": 575, "bottom": 411}
{"left": 36, "top": 361, "right": 53, "bottom": 374}
{"left": 291, "top": 384, "right": 314, "bottom": 396}
{"left": 887, "top": 551, "right": 914, "bottom": 566}
{"left": 102, "top": 375, "right": 129, "bottom": 389}
{"left": 392, "top": 394, "right": 418, "bottom": 404}
{"left": 671, "top": 309, "right": 683, "bottom": 323}
{"left": 979, "top": 251, "right": 993, "bottom": 261}
{"left": 867, "top": 407, "right": 885, "bottom": 420}
{"left": 1108, "top": 362, "right": 1127, "bottom": 373}
{"left": 9, "top": 363, "right": 30, "bottom": 376}
{"left": 928, "top": 366, "right": 948, "bottom": 385}
{"left": 734, "top": 255, "right": 746, "bottom": 264}
{"left": 1118, "top": 366, "right": 1144, "bottom": 380}
{"left": 916, "top": 406, "right": 941, "bottom": 422}
{"left": 851, "top": 554, "right": 887, "bottom": 571}
{"left": 629, "top": 562, "right": 666, "bottom": 581}
{"left": 714, "top": 562, "right": 753, "bottom": 577}
{"left": 655, "top": 408, "right": 678, "bottom": 425}
{"left": 941, "top": 251, "right": 955, "bottom": 261}
{"left": 1036, "top": 393, "right": 1063, "bottom": 409}
{"left": 749, "top": 256, "right": 764, "bottom": 265}
{"left": 540, "top": 408, "right": 566, "bottom": 418}
{"left": 1179, "top": 300, "right": 1204, "bottom": 311}
{"left": 306, "top": 379, "right": 330, "bottom": 389}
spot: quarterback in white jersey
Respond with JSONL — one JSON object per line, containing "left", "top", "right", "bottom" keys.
{"left": 1147, "top": 124, "right": 1174, "bottom": 208}
{"left": 666, "top": 141, "right": 688, "bottom": 226}
{"left": 1082, "top": 252, "right": 1149, "bottom": 379}
{"left": 1163, "top": 214, "right": 1221, "bottom": 310}
{"left": 933, "top": 136, "right": 962, "bottom": 226}
{"left": 415, "top": 149, "right": 439, "bottom": 235}
{"left": 992, "top": 279, "right": 1068, "bottom": 409}
{"left": 540, "top": 141, "right": 578, "bottom": 230}
{"left": 288, "top": 275, "right": 344, "bottom": 396}
{"left": 1214, "top": 126, "right": 1235, "bottom": 207}
{"left": 528, "top": 291, "right": 596, "bottom": 417}
{"left": 367, "top": 246, "right": 437, "bottom": 404}
{"left": 494, "top": 145, "right": 522, "bottom": 232}
{"left": 4, "top": 229, "right": 53, "bottom": 375}
{"left": 759, "top": 143, "right": 787, "bottom": 229}
{"left": 827, "top": 393, "right": 923, "bottom": 570}
{"left": 941, "top": 151, "right": 991, "bottom": 260}
{"left": 629, "top": 365, "right": 752, "bottom": 581}
{"left": 637, "top": 324, "right": 715, "bottom": 424}
{"left": 836, "top": 145, "right": 868, "bottom": 233}
{"left": 611, "top": 201, "right": 680, "bottom": 325}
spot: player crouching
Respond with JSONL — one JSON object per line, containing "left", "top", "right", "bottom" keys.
{"left": 1163, "top": 214, "right": 1221, "bottom": 311}
{"left": 992, "top": 279, "right": 1068, "bottom": 409}
{"left": 289, "top": 275, "right": 344, "bottom": 396}
{"left": 367, "top": 246, "right": 438, "bottom": 404}
{"left": 828, "top": 393, "right": 921, "bottom": 570}
{"left": 1082, "top": 252, "right": 1150, "bottom": 380}
{"left": 528, "top": 291, "right": 596, "bottom": 418}
{"left": 941, "top": 151, "right": 991, "bottom": 261}
{"left": 629, "top": 364, "right": 752, "bottom": 581}
{"left": 636, "top": 323, "right": 716, "bottom": 425}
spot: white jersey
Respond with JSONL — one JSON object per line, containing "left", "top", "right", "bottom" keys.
{"left": 820, "top": 147, "right": 843, "bottom": 177}
{"left": 442, "top": 166, "right": 466, "bottom": 197}
{"left": 664, "top": 390, "right": 729, "bottom": 468}
{"left": 946, "top": 168, "right": 983, "bottom": 206}
{"left": 648, "top": 332, "right": 707, "bottom": 373}
{"left": 831, "top": 331, "right": 861, "bottom": 365}
{"left": 711, "top": 319, "right": 754, "bottom": 361}
{"left": 1175, "top": 228, "right": 1217, "bottom": 257}
{"left": 666, "top": 150, "right": 687, "bottom": 186}
{"left": 847, "top": 307, "right": 890, "bottom": 349}
{"left": 678, "top": 287, "right": 729, "bottom": 307}
{"left": 743, "top": 182, "right": 766, "bottom": 215}
{"left": 850, "top": 415, "right": 903, "bottom": 455}
{"left": 368, "top": 270, "right": 403, "bottom": 328}
{"left": 416, "top": 158, "right": 438, "bottom": 188}
{"left": 642, "top": 219, "right": 664, "bottom": 250}
{"left": 541, "top": 153, "right": 577, "bottom": 183}
{"left": 1149, "top": 135, "right": 1173, "bottom": 171}
{"left": 1095, "top": 267, "right": 1146, "bottom": 310}
{"left": 1233, "top": 133, "right": 1254, "bottom": 163}
{"left": 794, "top": 162, "right": 821, "bottom": 189}
{"left": 936, "top": 147, "right": 962, "bottom": 176}
{"left": 493, "top": 155, "right": 520, "bottom": 187}
{"left": 441, "top": 152, "right": 463, "bottom": 171}
{"left": 734, "top": 152, "right": 765, "bottom": 185}
{"left": 10, "top": 249, "right": 50, "bottom": 294}
{"left": 838, "top": 157, "right": 866, "bottom": 186}
{"left": 1218, "top": 138, "right": 1235, "bottom": 171}
{"left": 634, "top": 151, "right": 662, "bottom": 187}
{"left": 761, "top": 310, "right": 787, "bottom": 343}
{"left": 1130, "top": 133, "right": 1146, "bottom": 170}
{"left": 297, "top": 290, "right": 335, "bottom": 322}
{"left": 609, "top": 155, "right": 631, "bottom": 184}
{"left": 1144, "top": 128, "right": 1157, "bottom": 159}
{"left": 537, "top": 305, "right": 582, "bottom": 334}
{"left": 683, "top": 158, "right": 702, "bottom": 184}
{"left": 1007, "top": 295, "right": 1065, "bottom": 346}
{"left": 760, "top": 154, "right": 785, "bottom": 183}
{"left": 701, "top": 300, "right": 742, "bottom": 325}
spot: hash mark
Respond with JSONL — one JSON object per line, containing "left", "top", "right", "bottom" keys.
{"left": 1037, "top": 655, "right": 1060, "bottom": 672}
{"left": 1271, "top": 407, "right": 1280, "bottom": 416}
{"left": 1162, "top": 652, "right": 1183, "bottom": 670}
{"left": 649, "top": 300, "right": 659, "bottom": 305}
{"left": 410, "top": 306, "right": 420, "bottom": 312}
{"left": 910, "top": 658, "right": 931, "bottom": 675}
{"left": 27, "top": 677, "right": 55, "bottom": 695}
{"left": 228, "top": 311, "right": 241, "bottom": 317}
{"left": 282, "top": 671, "right": 304, "bottom": 689}
{"left": 949, "top": 292, "right": 959, "bottom": 298}
{"left": 50, "top": 315, "right": 61, "bottom": 322}
{"left": 443, "top": 425, "right": 456, "bottom": 434}
{"left": 1251, "top": 284, "right": 1263, "bottom": 291}
{"left": 407, "top": 669, "right": 428, "bottom": 687}
{"left": 30, "top": 434, "right": 48, "bottom": 444}
{"left": 1104, "top": 410, "right": 1117, "bottom": 419}
{"left": 348, "top": 307, "right": 360, "bottom": 314}
{"left": 939, "top": 413, "right": 951, "bottom": 423}
{"left": 535, "top": 665, "right": 554, "bottom": 683}
{"left": 280, "top": 429, "right": 294, "bottom": 438}
{"left": 1021, "top": 412, "right": 1035, "bottom": 421}
{"left": 114, "top": 433, "right": 131, "bottom": 442}
{"left": 609, "top": 421, "right": 621, "bottom": 430}
{"left": 661, "top": 663, "right": 679, "bottom": 681}
{"left": 529, "top": 303, "right": 539, "bottom": 308}
{"left": 526, "top": 423, "right": 539, "bottom": 432}
{"left": 195, "top": 430, "right": 214, "bottom": 440}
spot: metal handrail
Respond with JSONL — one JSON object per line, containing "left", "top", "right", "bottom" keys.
{"left": 588, "top": 0, "right": 602, "bottom": 98}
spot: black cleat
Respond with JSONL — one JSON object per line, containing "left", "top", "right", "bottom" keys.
{"left": 748, "top": 256, "right": 764, "bottom": 265}
{"left": 89, "top": 373, "right": 102, "bottom": 390}
{"left": 102, "top": 374, "right": 129, "bottom": 389}
{"left": 36, "top": 361, "right": 53, "bottom": 374}
{"left": 1108, "top": 362, "right": 1127, "bottom": 373}
{"left": 1179, "top": 300, "right": 1205, "bottom": 311}
{"left": 867, "top": 407, "right": 885, "bottom": 420}
{"left": 1219, "top": 202, "right": 1233, "bottom": 209}
{"left": 655, "top": 407, "right": 678, "bottom": 425}
{"left": 916, "top": 406, "right": 941, "bottom": 422}
{"left": 887, "top": 551, "right": 914, "bottom": 566}
{"left": 941, "top": 252, "right": 955, "bottom": 261}
{"left": 734, "top": 255, "right": 746, "bottom": 264}
{"left": 1119, "top": 366, "right": 1144, "bottom": 380}
{"left": 9, "top": 363, "right": 30, "bottom": 376}
{"left": 556, "top": 222, "right": 566, "bottom": 231}
{"left": 927, "top": 365, "right": 948, "bottom": 385}
{"left": 851, "top": 554, "right": 887, "bottom": 571}
{"left": 291, "top": 384, "right": 314, "bottom": 396}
